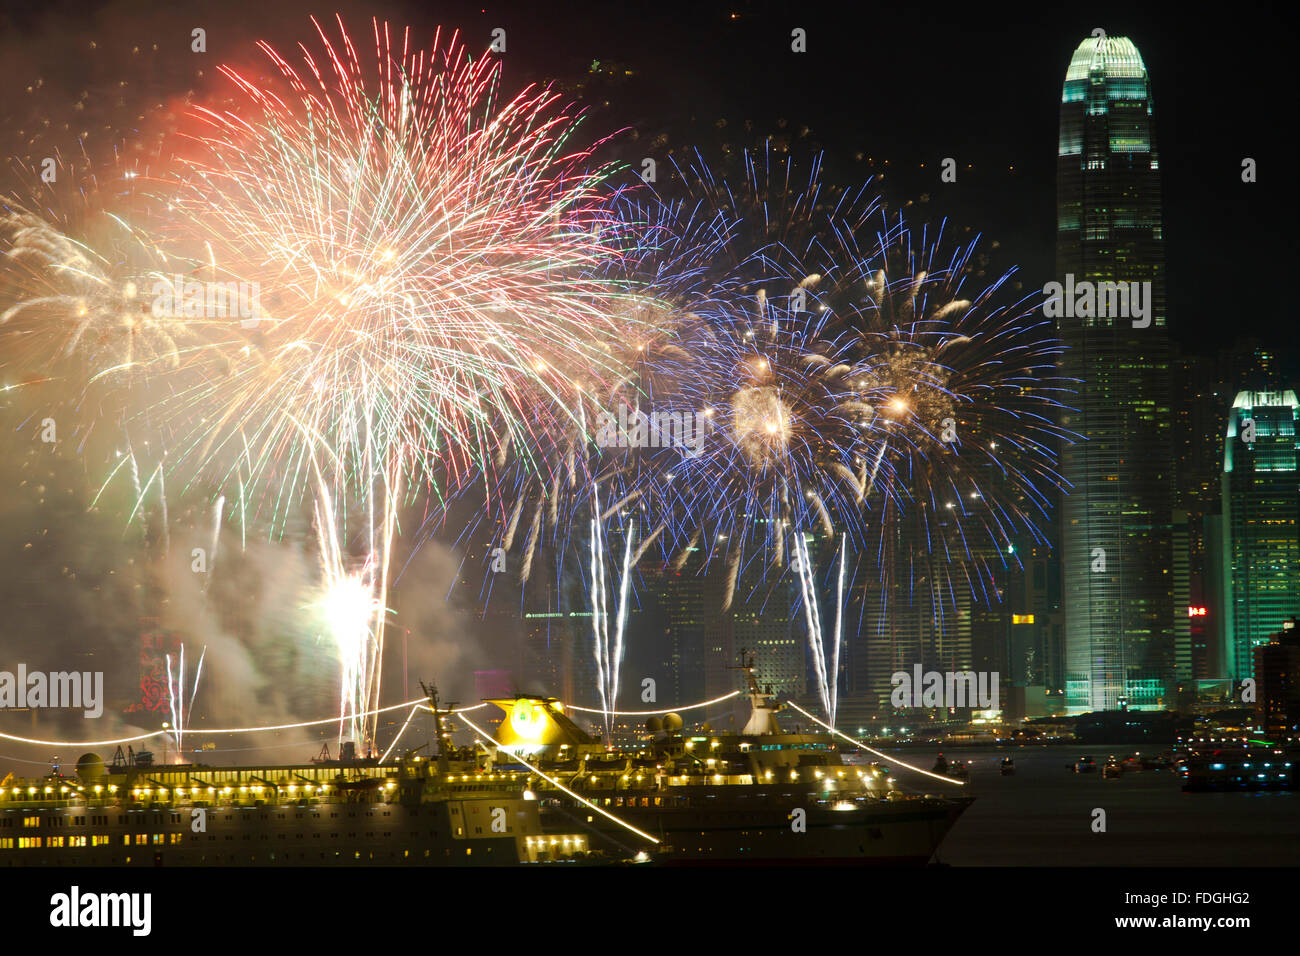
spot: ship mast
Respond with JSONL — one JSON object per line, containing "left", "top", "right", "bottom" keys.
{"left": 421, "top": 682, "right": 456, "bottom": 772}
{"left": 730, "top": 650, "right": 782, "bottom": 735}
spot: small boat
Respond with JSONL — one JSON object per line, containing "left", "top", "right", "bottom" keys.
{"left": 999, "top": 757, "right": 1015, "bottom": 776}
{"left": 1070, "top": 756, "right": 1096, "bottom": 773}
{"left": 949, "top": 760, "right": 970, "bottom": 780}
{"left": 1102, "top": 756, "right": 1123, "bottom": 779}
{"left": 932, "top": 753, "right": 949, "bottom": 774}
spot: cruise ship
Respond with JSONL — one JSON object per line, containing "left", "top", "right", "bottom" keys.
{"left": 0, "top": 660, "right": 971, "bottom": 866}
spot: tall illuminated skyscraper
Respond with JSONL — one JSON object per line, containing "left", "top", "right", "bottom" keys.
{"left": 1221, "top": 390, "right": 1300, "bottom": 680}
{"left": 1056, "top": 35, "right": 1174, "bottom": 712}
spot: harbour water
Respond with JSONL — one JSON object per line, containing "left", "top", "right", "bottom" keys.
{"left": 875, "top": 746, "right": 1300, "bottom": 866}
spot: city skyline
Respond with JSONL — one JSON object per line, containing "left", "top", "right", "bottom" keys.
{"left": 0, "top": 5, "right": 1296, "bottom": 913}
{"left": 0, "top": 2, "right": 1293, "bottom": 755}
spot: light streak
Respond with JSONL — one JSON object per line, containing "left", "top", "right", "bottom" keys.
{"left": 378, "top": 705, "right": 422, "bottom": 763}
{"left": 564, "top": 690, "right": 741, "bottom": 715}
{"left": 0, "top": 692, "right": 745, "bottom": 749}
{"left": 454, "top": 711, "right": 659, "bottom": 845}
{"left": 785, "top": 701, "right": 966, "bottom": 787}
{"left": 163, "top": 644, "right": 205, "bottom": 758}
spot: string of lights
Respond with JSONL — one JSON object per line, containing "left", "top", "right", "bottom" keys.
{"left": 0, "top": 692, "right": 741, "bottom": 749}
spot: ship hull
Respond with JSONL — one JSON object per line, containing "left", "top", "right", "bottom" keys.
{"left": 2, "top": 795, "right": 971, "bottom": 867}
{"left": 549, "top": 795, "right": 973, "bottom": 866}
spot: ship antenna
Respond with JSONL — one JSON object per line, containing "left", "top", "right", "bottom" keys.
{"left": 727, "top": 649, "right": 762, "bottom": 698}
{"left": 421, "top": 681, "right": 455, "bottom": 770}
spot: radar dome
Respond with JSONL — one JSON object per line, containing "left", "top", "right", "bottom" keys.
{"left": 76, "top": 753, "right": 105, "bottom": 784}
{"left": 645, "top": 717, "right": 663, "bottom": 733}
{"left": 662, "top": 713, "right": 684, "bottom": 732}
{"left": 700, "top": 721, "right": 712, "bottom": 733}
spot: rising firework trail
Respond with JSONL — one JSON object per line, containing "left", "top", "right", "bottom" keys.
{"left": 164, "top": 644, "right": 206, "bottom": 760}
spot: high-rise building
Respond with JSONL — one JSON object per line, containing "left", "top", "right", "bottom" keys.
{"left": 1056, "top": 35, "right": 1175, "bottom": 712}
{"left": 851, "top": 512, "right": 984, "bottom": 710}
{"left": 1221, "top": 390, "right": 1300, "bottom": 680}
{"left": 1253, "top": 618, "right": 1300, "bottom": 737}
{"left": 640, "top": 557, "right": 715, "bottom": 707}
{"left": 1171, "top": 341, "right": 1283, "bottom": 681}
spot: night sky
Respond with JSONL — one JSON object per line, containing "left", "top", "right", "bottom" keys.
{"left": 2, "top": 0, "right": 1293, "bottom": 358}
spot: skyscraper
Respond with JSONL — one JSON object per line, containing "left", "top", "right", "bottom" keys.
{"left": 1171, "top": 341, "right": 1282, "bottom": 681}
{"left": 1221, "top": 390, "right": 1300, "bottom": 680}
{"left": 1056, "top": 35, "right": 1174, "bottom": 712}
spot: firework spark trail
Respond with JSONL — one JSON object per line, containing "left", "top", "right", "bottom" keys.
{"left": 310, "top": 461, "right": 388, "bottom": 750}
{"left": 206, "top": 495, "right": 224, "bottom": 589}
{"left": 831, "top": 532, "right": 845, "bottom": 724}
{"left": 589, "top": 486, "right": 610, "bottom": 739}
{"left": 792, "top": 532, "right": 828, "bottom": 715}
{"left": 611, "top": 518, "right": 635, "bottom": 738}
{"left": 156, "top": 464, "right": 170, "bottom": 556}
{"left": 165, "top": 650, "right": 178, "bottom": 751}
{"left": 164, "top": 644, "right": 206, "bottom": 758}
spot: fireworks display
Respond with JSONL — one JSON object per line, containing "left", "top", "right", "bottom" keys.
{"left": 145, "top": 17, "right": 638, "bottom": 748}
{"left": 837, "top": 220, "right": 1072, "bottom": 626}
{"left": 0, "top": 16, "right": 1071, "bottom": 740}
